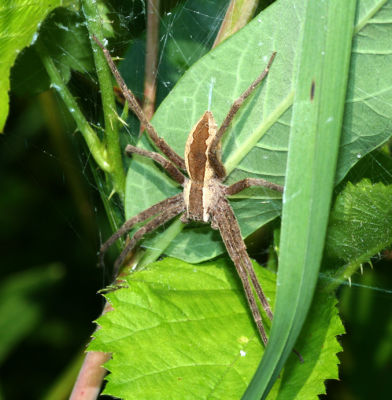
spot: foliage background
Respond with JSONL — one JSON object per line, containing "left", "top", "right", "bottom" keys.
{"left": 1, "top": 0, "right": 392, "bottom": 399}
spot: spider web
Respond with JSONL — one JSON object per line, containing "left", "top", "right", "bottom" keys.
{"left": 4, "top": 0, "right": 392, "bottom": 305}
{"left": 3, "top": 0, "right": 234, "bottom": 281}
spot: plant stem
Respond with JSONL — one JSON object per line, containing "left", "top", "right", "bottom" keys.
{"left": 69, "top": 304, "right": 113, "bottom": 400}
{"left": 143, "top": 0, "right": 160, "bottom": 123}
{"left": 37, "top": 42, "right": 109, "bottom": 173}
{"left": 82, "top": 0, "right": 126, "bottom": 201}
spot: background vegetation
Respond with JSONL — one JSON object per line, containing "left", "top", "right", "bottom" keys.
{"left": 1, "top": 0, "right": 391, "bottom": 398}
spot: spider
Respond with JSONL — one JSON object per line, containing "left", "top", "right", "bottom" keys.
{"left": 95, "top": 36, "right": 283, "bottom": 345}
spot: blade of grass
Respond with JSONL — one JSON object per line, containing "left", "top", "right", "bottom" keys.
{"left": 243, "top": 1, "right": 357, "bottom": 398}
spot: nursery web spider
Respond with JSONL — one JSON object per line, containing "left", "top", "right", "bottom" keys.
{"left": 95, "top": 36, "right": 283, "bottom": 345}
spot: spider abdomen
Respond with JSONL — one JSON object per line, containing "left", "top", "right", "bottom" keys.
{"left": 183, "top": 180, "right": 204, "bottom": 221}
{"left": 183, "top": 178, "right": 222, "bottom": 223}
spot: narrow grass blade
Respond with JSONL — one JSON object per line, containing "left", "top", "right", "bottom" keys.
{"left": 243, "top": 1, "right": 358, "bottom": 398}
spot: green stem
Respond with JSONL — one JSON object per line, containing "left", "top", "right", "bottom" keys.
{"left": 143, "top": 0, "right": 160, "bottom": 122}
{"left": 82, "top": 0, "right": 126, "bottom": 201}
{"left": 37, "top": 42, "right": 109, "bottom": 173}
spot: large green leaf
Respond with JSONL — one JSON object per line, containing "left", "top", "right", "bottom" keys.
{"left": 125, "top": 0, "right": 392, "bottom": 263}
{"left": 90, "top": 258, "right": 344, "bottom": 400}
{"left": 0, "top": 0, "right": 64, "bottom": 131}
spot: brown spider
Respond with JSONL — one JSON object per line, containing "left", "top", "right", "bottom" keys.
{"left": 95, "top": 36, "right": 282, "bottom": 345}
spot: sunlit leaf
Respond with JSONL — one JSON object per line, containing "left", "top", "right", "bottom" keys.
{"left": 90, "top": 258, "right": 344, "bottom": 400}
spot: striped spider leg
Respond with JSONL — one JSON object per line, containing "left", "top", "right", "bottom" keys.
{"left": 96, "top": 36, "right": 281, "bottom": 345}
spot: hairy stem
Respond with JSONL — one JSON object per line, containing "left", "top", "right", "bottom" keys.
{"left": 36, "top": 42, "right": 109, "bottom": 173}
{"left": 82, "top": 0, "right": 126, "bottom": 201}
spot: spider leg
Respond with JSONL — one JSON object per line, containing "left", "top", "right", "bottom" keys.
{"left": 208, "top": 52, "right": 276, "bottom": 178}
{"left": 211, "top": 197, "right": 273, "bottom": 345}
{"left": 225, "top": 178, "right": 283, "bottom": 196}
{"left": 113, "top": 199, "right": 185, "bottom": 276}
{"left": 99, "top": 194, "right": 183, "bottom": 268}
{"left": 92, "top": 35, "right": 186, "bottom": 171}
{"left": 125, "top": 145, "right": 186, "bottom": 186}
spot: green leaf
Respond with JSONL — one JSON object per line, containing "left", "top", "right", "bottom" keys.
{"left": 0, "top": 0, "right": 64, "bottom": 131}
{"left": 0, "top": 264, "right": 64, "bottom": 363}
{"left": 324, "top": 179, "right": 392, "bottom": 284}
{"left": 90, "top": 258, "right": 344, "bottom": 400}
{"left": 267, "top": 288, "right": 345, "bottom": 400}
{"left": 125, "top": 0, "right": 392, "bottom": 263}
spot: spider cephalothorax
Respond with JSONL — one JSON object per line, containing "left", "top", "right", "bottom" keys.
{"left": 95, "top": 36, "right": 282, "bottom": 345}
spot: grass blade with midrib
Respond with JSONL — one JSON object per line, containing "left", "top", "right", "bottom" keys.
{"left": 243, "top": 1, "right": 358, "bottom": 398}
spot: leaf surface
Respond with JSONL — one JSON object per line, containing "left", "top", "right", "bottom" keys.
{"left": 90, "top": 258, "right": 344, "bottom": 400}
